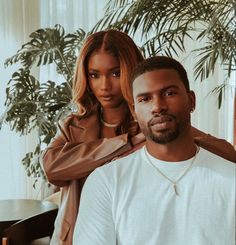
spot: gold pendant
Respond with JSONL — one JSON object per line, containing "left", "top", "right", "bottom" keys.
{"left": 173, "top": 183, "right": 179, "bottom": 196}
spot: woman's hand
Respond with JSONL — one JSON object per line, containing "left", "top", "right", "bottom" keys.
{"left": 192, "top": 127, "right": 236, "bottom": 162}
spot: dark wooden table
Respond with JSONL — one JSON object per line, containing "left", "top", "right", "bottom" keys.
{"left": 0, "top": 199, "right": 58, "bottom": 238}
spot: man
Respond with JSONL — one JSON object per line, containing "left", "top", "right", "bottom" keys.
{"left": 73, "top": 56, "right": 235, "bottom": 245}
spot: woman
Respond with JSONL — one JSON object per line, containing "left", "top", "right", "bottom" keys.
{"left": 42, "top": 30, "right": 236, "bottom": 245}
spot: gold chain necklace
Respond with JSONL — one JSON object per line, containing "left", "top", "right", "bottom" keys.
{"left": 100, "top": 107, "right": 120, "bottom": 128}
{"left": 144, "top": 146, "right": 200, "bottom": 196}
{"left": 100, "top": 117, "right": 120, "bottom": 128}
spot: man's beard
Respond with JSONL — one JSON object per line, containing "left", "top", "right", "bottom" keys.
{"left": 147, "top": 125, "right": 179, "bottom": 144}
{"left": 142, "top": 114, "right": 180, "bottom": 144}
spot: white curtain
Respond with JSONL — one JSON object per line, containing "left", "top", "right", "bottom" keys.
{"left": 0, "top": 0, "right": 234, "bottom": 200}
{"left": 176, "top": 38, "right": 235, "bottom": 143}
{"left": 0, "top": 0, "right": 41, "bottom": 199}
{"left": 0, "top": 0, "right": 107, "bottom": 200}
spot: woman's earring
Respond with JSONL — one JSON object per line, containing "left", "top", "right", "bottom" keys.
{"left": 190, "top": 108, "right": 195, "bottom": 113}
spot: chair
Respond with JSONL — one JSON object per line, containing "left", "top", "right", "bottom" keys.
{"left": 2, "top": 209, "right": 58, "bottom": 245}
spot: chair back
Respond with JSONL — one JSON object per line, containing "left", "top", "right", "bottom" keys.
{"left": 2, "top": 208, "right": 58, "bottom": 245}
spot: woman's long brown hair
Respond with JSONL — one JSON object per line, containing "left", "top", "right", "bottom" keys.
{"left": 72, "top": 30, "right": 144, "bottom": 135}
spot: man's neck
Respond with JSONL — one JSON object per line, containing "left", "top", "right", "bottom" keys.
{"left": 145, "top": 134, "right": 197, "bottom": 162}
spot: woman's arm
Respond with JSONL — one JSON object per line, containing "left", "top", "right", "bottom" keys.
{"left": 191, "top": 127, "right": 236, "bottom": 162}
{"left": 41, "top": 127, "right": 133, "bottom": 187}
{"left": 41, "top": 116, "right": 145, "bottom": 187}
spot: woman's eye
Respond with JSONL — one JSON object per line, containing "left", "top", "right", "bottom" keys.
{"left": 112, "top": 71, "right": 120, "bottom": 77}
{"left": 89, "top": 73, "right": 99, "bottom": 79}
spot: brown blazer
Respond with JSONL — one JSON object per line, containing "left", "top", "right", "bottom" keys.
{"left": 41, "top": 108, "right": 144, "bottom": 244}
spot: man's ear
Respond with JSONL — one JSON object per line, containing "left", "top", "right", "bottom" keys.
{"left": 189, "top": 90, "right": 196, "bottom": 112}
{"left": 133, "top": 113, "right": 138, "bottom": 122}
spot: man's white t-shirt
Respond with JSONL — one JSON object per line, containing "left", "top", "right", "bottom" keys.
{"left": 73, "top": 147, "right": 235, "bottom": 245}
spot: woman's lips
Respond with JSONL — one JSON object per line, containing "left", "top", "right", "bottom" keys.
{"left": 100, "top": 95, "right": 113, "bottom": 101}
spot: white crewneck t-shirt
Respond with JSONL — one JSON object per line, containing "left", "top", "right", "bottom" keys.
{"left": 73, "top": 147, "right": 235, "bottom": 245}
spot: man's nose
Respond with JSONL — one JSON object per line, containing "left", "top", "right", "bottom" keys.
{"left": 151, "top": 96, "right": 168, "bottom": 114}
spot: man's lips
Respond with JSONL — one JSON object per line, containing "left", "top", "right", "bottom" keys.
{"left": 149, "top": 115, "right": 173, "bottom": 126}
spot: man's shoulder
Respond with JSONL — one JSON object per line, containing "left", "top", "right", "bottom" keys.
{"left": 94, "top": 148, "right": 142, "bottom": 180}
{"left": 103, "top": 148, "right": 142, "bottom": 170}
{"left": 83, "top": 149, "right": 142, "bottom": 193}
{"left": 200, "top": 147, "right": 235, "bottom": 164}
{"left": 199, "top": 147, "right": 235, "bottom": 177}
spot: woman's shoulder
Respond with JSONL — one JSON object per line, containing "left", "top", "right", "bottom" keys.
{"left": 59, "top": 107, "right": 99, "bottom": 129}
{"left": 59, "top": 113, "right": 81, "bottom": 127}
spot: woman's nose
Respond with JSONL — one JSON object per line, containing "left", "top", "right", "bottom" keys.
{"left": 100, "top": 76, "right": 111, "bottom": 90}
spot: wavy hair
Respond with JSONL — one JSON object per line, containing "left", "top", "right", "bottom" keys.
{"left": 72, "top": 30, "right": 144, "bottom": 135}
{"left": 72, "top": 30, "right": 144, "bottom": 117}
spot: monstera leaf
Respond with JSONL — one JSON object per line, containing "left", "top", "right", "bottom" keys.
{"left": 5, "top": 24, "right": 86, "bottom": 81}
{"left": 1, "top": 25, "right": 86, "bottom": 185}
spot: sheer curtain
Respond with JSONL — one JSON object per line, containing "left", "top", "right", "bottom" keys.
{"left": 177, "top": 41, "right": 235, "bottom": 143}
{"left": 0, "top": 0, "right": 41, "bottom": 199}
{"left": 0, "top": 0, "right": 107, "bottom": 200}
{"left": 0, "top": 0, "right": 234, "bottom": 200}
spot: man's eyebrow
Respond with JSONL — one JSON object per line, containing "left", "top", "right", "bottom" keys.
{"left": 135, "top": 92, "right": 150, "bottom": 98}
{"left": 161, "top": 85, "right": 179, "bottom": 91}
{"left": 135, "top": 85, "right": 179, "bottom": 98}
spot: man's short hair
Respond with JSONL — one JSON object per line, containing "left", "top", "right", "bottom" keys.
{"left": 131, "top": 56, "right": 190, "bottom": 92}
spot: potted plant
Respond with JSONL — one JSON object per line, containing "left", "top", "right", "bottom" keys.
{"left": 1, "top": 24, "right": 86, "bottom": 186}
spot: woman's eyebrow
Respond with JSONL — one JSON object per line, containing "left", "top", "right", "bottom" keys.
{"left": 88, "top": 66, "right": 120, "bottom": 72}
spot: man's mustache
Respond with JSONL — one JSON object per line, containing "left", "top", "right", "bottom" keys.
{"left": 148, "top": 114, "right": 176, "bottom": 127}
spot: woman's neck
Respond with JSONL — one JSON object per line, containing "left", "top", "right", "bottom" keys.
{"left": 101, "top": 102, "right": 128, "bottom": 125}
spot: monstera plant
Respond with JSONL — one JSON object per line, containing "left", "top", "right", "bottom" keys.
{"left": 1, "top": 24, "right": 86, "bottom": 186}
